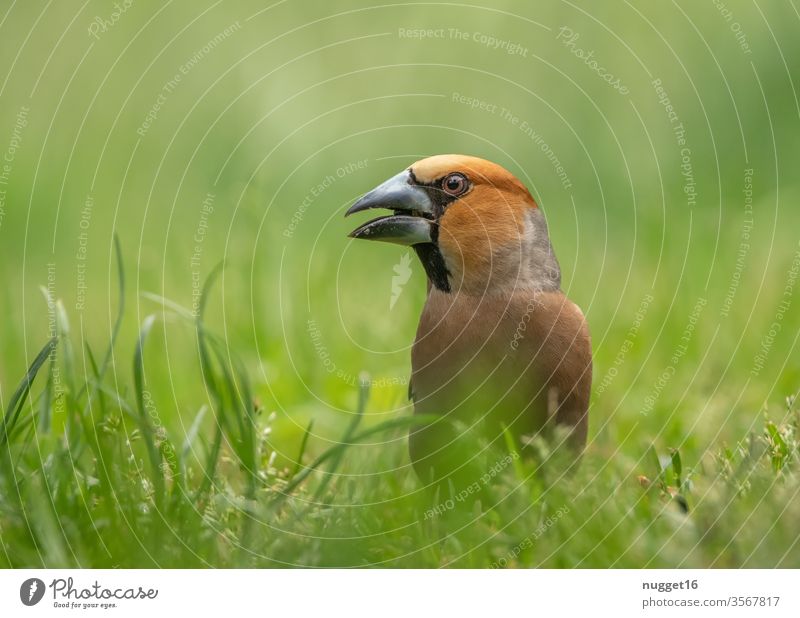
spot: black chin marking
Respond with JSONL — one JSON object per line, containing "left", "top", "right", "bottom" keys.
{"left": 403, "top": 170, "right": 466, "bottom": 292}
{"left": 414, "top": 243, "right": 450, "bottom": 293}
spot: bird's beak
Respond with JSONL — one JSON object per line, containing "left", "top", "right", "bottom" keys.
{"left": 345, "top": 170, "right": 434, "bottom": 245}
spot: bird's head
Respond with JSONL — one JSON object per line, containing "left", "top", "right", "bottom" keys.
{"left": 346, "top": 154, "right": 561, "bottom": 295}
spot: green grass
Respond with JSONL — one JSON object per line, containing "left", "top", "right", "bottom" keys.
{"left": 1, "top": 1, "right": 800, "bottom": 568}
{"left": 1, "top": 243, "right": 798, "bottom": 568}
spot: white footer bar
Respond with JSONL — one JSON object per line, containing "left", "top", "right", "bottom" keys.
{"left": 1, "top": 569, "right": 797, "bottom": 617}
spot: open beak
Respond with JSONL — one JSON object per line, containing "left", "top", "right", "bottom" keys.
{"left": 345, "top": 169, "right": 434, "bottom": 245}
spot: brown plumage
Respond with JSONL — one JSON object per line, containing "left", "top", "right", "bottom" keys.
{"left": 346, "top": 154, "right": 592, "bottom": 486}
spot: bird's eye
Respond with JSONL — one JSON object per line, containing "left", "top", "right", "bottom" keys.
{"left": 442, "top": 173, "right": 468, "bottom": 196}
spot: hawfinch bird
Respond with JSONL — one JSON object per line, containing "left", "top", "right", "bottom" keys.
{"left": 346, "top": 155, "right": 592, "bottom": 486}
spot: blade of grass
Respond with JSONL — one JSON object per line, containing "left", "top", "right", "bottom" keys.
{"left": 670, "top": 448, "right": 683, "bottom": 489}
{"left": 181, "top": 405, "right": 208, "bottom": 465}
{"left": 132, "top": 314, "right": 165, "bottom": 507}
{"left": 290, "top": 419, "right": 314, "bottom": 480}
{"left": 97, "top": 234, "right": 126, "bottom": 383}
{"left": 193, "top": 264, "right": 226, "bottom": 504}
{"left": 38, "top": 342, "right": 55, "bottom": 435}
{"left": 501, "top": 423, "right": 525, "bottom": 482}
{"left": 85, "top": 343, "right": 107, "bottom": 421}
{"left": 0, "top": 338, "right": 57, "bottom": 447}
{"left": 73, "top": 235, "right": 125, "bottom": 405}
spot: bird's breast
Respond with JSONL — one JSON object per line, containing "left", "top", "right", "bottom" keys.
{"left": 410, "top": 288, "right": 590, "bottom": 431}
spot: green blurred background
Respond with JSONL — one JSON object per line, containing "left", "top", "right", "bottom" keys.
{"left": 1, "top": 0, "right": 799, "bottom": 470}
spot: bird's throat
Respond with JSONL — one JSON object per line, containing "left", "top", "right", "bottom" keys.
{"left": 413, "top": 243, "right": 451, "bottom": 293}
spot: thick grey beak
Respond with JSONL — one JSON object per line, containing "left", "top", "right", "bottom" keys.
{"left": 345, "top": 169, "right": 434, "bottom": 246}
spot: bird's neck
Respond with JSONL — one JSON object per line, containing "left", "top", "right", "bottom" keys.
{"left": 522, "top": 207, "right": 562, "bottom": 291}
{"left": 413, "top": 243, "right": 451, "bottom": 293}
{"left": 428, "top": 208, "right": 562, "bottom": 296}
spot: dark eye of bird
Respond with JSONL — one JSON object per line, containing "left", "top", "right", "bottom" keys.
{"left": 442, "top": 173, "right": 467, "bottom": 196}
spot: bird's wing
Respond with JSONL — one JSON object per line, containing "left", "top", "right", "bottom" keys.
{"left": 518, "top": 291, "right": 592, "bottom": 445}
